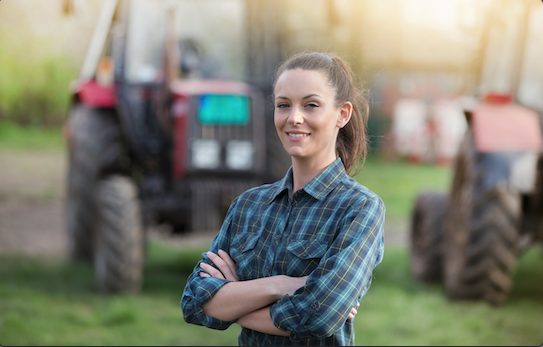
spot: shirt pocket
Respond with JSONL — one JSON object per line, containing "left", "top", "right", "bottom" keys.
{"left": 286, "top": 239, "right": 328, "bottom": 276}
{"left": 230, "top": 231, "right": 263, "bottom": 280}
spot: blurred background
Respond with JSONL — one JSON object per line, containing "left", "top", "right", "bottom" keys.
{"left": 0, "top": 0, "right": 542, "bottom": 345}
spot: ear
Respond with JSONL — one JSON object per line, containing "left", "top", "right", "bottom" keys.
{"left": 337, "top": 101, "right": 353, "bottom": 129}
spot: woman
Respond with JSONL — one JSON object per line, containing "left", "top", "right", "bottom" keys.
{"left": 181, "top": 52, "right": 385, "bottom": 346}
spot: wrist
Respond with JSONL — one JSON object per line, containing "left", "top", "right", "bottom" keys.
{"left": 268, "top": 275, "right": 288, "bottom": 301}
{"left": 254, "top": 276, "right": 285, "bottom": 302}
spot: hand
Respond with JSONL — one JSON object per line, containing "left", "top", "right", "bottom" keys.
{"left": 199, "top": 249, "right": 239, "bottom": 282}
{"left": 347, "top": 302, "right": 360, "bottom": 320}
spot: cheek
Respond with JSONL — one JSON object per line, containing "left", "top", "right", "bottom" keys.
{"left": 313, "top": 117, "right": 340, "bottom": 140}
{"left": 274, "top": 112, "right": 284, "bottom": 131}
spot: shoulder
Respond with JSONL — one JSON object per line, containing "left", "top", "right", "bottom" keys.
{"left": 338, "top": 175, "right": 383, "bottom": 204}
{"left": 330, "top": 175, "right": 385, "bottom": 217}
{"left": 228, "top": 180, "right": 283, "bottom": 212}
{"left": 239, "top": 180, "right": 281, "bottom": 202}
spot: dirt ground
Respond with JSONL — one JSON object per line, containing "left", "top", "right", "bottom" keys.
{"left": 0, "top": 149, "right": 219, "bottom": 258}
{"left": 0, "top": 150, "right": 67, "bottom": 257}
{"left": 0, "top": 149, "right": 406, "bottom": 259}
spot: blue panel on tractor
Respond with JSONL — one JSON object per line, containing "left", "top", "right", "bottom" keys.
{"left": 198, "top": 94, "right": 249, "bottom": 125}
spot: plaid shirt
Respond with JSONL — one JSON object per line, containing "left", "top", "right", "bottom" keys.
{"left": 181, "top": 158, "right": 385, "bottom": 346}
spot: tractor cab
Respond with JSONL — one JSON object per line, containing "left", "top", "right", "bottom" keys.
{"left": 65, "top": 0, "right": 285, "bottom": 293}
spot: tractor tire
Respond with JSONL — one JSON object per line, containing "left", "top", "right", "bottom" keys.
{"left": 65, "top": 105, "right": 121, "bottom": 261}
{"left": 94, "top": 175, "right": 144, "bottom": 293}
{"left": 443, "top": 130, "right": 521, "bottom": 306}
{"left": 410, "top": 191, "right": 448, "bottom": 282}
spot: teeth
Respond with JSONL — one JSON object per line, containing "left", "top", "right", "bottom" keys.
{"left": 288, "top": 133, "right": 309, "bottom": 138}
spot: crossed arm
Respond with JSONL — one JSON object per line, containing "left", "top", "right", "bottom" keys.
{"left": 199, "top": 250, "right": 359, "bottom": 336}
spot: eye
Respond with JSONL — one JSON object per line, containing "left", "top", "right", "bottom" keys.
{"left": 276, "top": 103, "right": 290, "bottom": 109}
{"left": 305, "top": 103, "right": 318, "bottom": 108}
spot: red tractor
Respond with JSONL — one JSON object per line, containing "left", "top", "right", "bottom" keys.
{"left": 410, "top": 0, "right": 543, "bottom": 305}
{"left": 64, "top": 0, "right": 290, "bottom": 293}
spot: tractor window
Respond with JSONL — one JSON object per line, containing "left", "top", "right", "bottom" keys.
{"left": 125, "top": 0, "right": 167, "bottom": 83}
{"left": 517, "top": 6, "right": 543, "bottom": 112}
{"left": 478, "top": 0, "right": 525, "bottom": 97}
{"left": 124, "top": 0, "right": 246, "bottom": 83}
{"left": 172, "top": 0, "right": 246, "bottom": 81}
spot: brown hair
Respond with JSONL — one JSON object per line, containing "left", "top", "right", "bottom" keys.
{"left": 273, "top": 52, "right": 369, "bottom": 176}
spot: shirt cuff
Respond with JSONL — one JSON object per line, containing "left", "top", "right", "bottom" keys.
{"left": 182, "top": 276, "right": 236, "bottom": 330}
{"left": 270, "top": 294, "right": 319, "bottom": 341}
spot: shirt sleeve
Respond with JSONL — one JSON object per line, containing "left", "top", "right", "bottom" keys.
{"left": 270, "top": 195, "right": 385, "bottom": 341}
{"left": 180, "top": 197, "right": 239, "bottom": 330}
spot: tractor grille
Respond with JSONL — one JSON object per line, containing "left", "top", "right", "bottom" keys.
{"left": 185, "top": 94, "right": 266, "bottom": 175}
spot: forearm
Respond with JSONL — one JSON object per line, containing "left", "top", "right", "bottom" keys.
{"left": 202, "top": 276, "right": 284, "bottom": 322}
{"left": 237, "top": 307, "right": 290, "bottom": 336}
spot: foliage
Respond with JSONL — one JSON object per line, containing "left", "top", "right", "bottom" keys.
{"left": 0, "top": 34, "right": 77, "bottom": 126}
{"left": 0, "top": 242, "right": 542, "bottom": 346}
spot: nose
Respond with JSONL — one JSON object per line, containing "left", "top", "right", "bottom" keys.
{"left": 287, "top": 107, "right": 304, "bottom": 125}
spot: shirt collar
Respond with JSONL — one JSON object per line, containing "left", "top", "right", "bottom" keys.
{"left": 268, "top": 158, "right": 346, "bottom": 203}
{"left": 268, "top": 166, "right": 294, "bottom": 204}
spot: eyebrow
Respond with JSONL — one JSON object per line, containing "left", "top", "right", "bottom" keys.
{"left": 275, "top": 94, "right": 323, "bottom": 100}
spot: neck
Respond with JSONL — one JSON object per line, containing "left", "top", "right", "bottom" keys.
{"left": 291, "top": 154, "right": 337, "bottom": 196}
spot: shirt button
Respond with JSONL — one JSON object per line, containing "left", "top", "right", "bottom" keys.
{"left": 274, "top": 235, "right": 280, "bottom": 241}
{"left": 311, "top": 301, "right": 319, "bottom": 310}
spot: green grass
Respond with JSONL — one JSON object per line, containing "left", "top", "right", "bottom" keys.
{"left": 357, "top": 155, "right": 452, "bottom": 219}
{"left": 0, "top": 242, "right": 241, "bottom": 346}
{"left": 1, "top": 242, "right": 542, "bottom": 346}
{"left": 359, "top": 246, "right": 543, "bottom": 346}
{"left": 0, "top": 121, "right": 65, "bottom": 152}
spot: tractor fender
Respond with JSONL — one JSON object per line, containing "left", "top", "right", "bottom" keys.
{"left": 70, "top": 79, "right": 117, "bottom": 108}
{"left": 471, "top": 102, "right": 542, "bottom": 153}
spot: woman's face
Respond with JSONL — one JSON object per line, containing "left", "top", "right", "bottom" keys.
{"left": 274, "top": 69, "right": 352, "bottom": 162}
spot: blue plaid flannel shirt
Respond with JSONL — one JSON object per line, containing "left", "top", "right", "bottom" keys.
{"left": 181, "top": 158, "right": 385, "bottom": 346}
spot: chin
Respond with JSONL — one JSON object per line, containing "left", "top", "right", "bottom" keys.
{"left": 282, "top": 144, "right": 305, "bottom": 158}
{"left": 286, "top": 149, "right": 309, "bottom": 159}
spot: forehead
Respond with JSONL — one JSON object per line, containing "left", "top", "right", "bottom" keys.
{"left": 274, "top": 69, "right": 334, "bottom": 97}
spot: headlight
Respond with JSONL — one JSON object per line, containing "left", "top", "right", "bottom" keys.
{"left": 510, "top": 152, "right": 538, "bottom": 193}
{"left": 192, "top": 139, "right": 220, "bottom": 169}
{"left": 226, "top": 141, "right": 254, "bottom": 170}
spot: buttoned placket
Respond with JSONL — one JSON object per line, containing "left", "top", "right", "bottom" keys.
{"left": 267, "top": 192, "right": 297, "bottom": 277}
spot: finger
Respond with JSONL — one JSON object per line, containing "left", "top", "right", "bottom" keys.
{"left": 207, "top": 252, "right": 237, "bottom": 281}
{"left": 355, "top": 302, "right": 360, "bottom": 308}
{"left": 200, "top": 262, "right": 225, "bottom": 279}
{"left": 347, "top": 307, "right": 358, "bottom": 320}
{"left": 218, "top": 250, "right": 238, "bottom": 281}
{"left": 218, "top": 249, "right": 235, "bottom": 268}
{"left": 199, "top": 272, "right": 210, "bottom": 277}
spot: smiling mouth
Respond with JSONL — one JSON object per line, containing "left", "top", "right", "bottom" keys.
{"left": 287, "top": 133, "right": 310, "bottom": 138}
